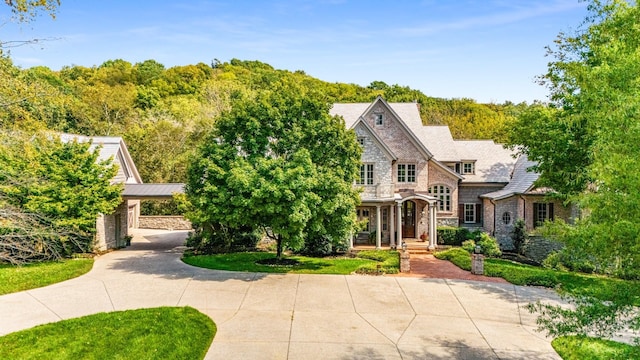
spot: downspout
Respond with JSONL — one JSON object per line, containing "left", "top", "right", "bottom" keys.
{"left": 489, "top": 199, "right": 496, "bottom": 236}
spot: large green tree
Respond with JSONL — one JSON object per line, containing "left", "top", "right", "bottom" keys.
{"left": 507, "top": 0, "right": 640, "bottom": 279}
{"left": 185, "top": 81, "right": 361, "bottom": 258}
{"left": 0, "top": 131, "right": 122, "bottom": 259}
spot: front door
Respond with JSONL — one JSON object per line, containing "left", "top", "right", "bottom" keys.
{"left": 402, "top": 201, "right": 416, "bottom": 238}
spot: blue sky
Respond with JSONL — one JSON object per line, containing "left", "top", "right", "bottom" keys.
{"left": 2, "top": 0, "right": 588, "bottom": 103}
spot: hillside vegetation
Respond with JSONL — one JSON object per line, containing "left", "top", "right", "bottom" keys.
{"left": 0, "top": 56, "right": 528, "bottom": 184}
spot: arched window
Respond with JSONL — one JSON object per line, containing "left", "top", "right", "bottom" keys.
{"left": 502, "top": 212, "right": 511, "bottom": 225}
{"left": 428, "top": 185, "right": 451, "bottom": 212}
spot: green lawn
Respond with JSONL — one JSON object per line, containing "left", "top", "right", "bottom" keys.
{"left": 0, "top": 258, "right": 94, "bottom": 295}
{"left": 183, "top": 250, "right": 399, "bottom": 275}
{"left": 0, "top": 307, "right": 215, "bottom": 360}
{"left": 434, "top": 248, "right": 640, "bottom": 303}
{"left": 552, "top": 336, "right": 640, "bottom": 360}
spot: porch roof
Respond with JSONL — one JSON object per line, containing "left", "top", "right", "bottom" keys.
{"left": 122, "top": 183, "right": 185, "bottom": 200}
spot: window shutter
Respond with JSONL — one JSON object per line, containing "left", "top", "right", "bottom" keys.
{"left": 458, "top": 204, "right": 464, "bottom": 224}
{"left": 549, "top": 203, "right": 554, "bottom": 221}
{"left": 476, "top": 204, "right": 482, "bottom": 224}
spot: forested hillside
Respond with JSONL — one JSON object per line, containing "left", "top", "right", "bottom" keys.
{"left": 0, "top": 56, "right": 527, "bottom": 183}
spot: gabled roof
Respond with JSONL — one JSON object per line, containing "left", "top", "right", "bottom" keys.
{"left": 480, "top": 154, "right": 540, "bottom": 200}
{"left": 454, "top": 140, "right": 517, "bottom": 183}
{"left": 59, "top": 133, "right": 143, "bottom": 184}
{"left": 331, "top": 96, "right": 433, "bottom": 160}
{"left": 354, "top": 118, "right": 397, "bottom": 161}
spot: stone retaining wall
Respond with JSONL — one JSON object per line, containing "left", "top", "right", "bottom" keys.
{"left": 138, "top": 216, "right": 192, "bottom": 230}
{"left": 522, "top": 235, "right": 564, "bottom": 264}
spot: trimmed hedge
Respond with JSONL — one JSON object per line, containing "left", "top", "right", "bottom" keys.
{"left": 437, "top": 226, "right": 477, "bottom": 246}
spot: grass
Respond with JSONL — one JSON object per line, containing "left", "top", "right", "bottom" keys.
{"left": 552, "top": 336, "right": 640, "bottom": 360}
{"left": 434, "top": 248, "right": 640, "bottom": 303}
{"left": 0, "top": 258, "right": 94, "bottom": 295}
{"left": 183, "top": 250, "right": 399, "bottom": 275}
{"left": 0, "top": 306, "right": 215, "bottom": 360}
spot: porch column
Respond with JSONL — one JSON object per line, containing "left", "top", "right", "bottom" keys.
{"left": 389, "top": 204, "right": 396, "bottom": 249}
{"left": 428, "top": 203, "right": 437, "bottom": 250}
{"left": 348, "top": 231, "right": 354, "bottom": 250}
{"left": 396, "top": 201, "right": 403, "bottom": 247}
{"left": 375, "top": 205, "right": 382, "bottom": 249}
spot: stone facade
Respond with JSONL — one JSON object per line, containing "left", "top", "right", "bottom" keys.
{"left": 522, "top": 236, "right": 565, "bottom": 264}
{"left": 428, "top": 162, "right": 459, "bottom": 221}
{"left": 355, "top": 123, "right": 393, "bottom": 199}
{"left": 138, "top": 216, "right": 192, "bottom": 230}
{"left": 493, "top": 197, "right": 519, "bottom": 250}
{"left": 95, "top": 201, "right": 128, "bottom": 251}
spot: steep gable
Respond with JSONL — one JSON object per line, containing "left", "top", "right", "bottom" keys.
{"left": 60, "top": 133, "right": 142, "bottom": 184}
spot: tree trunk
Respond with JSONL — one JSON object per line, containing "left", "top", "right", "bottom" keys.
{"left": 276, "top": 235, "right": 283, "bottom": 260}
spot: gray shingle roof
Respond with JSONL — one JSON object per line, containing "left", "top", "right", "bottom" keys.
{"left": 329, "top": 103, "right": 370, "bottom": 128}
{"left": 122, "top": 183, "right": 185, "bottom": 198}
{"left": 59, "top": 133, "right": 143, "bottom": 184}
{"left": 480, "top": 154, "right": 540, "bottom": 200}
{"left": 454, "top": 140, "right": 517, "bottom": 183}
{"left": 417, "top": 126, "right": 461, "bottom": 162}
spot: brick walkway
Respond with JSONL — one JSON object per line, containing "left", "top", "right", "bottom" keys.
{"left": 393, "top": 253, "right": 509, "bottom": 283}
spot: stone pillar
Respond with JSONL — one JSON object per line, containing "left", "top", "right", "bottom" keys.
{"left": 375, "top": 205, "right": 382, "bottom": 249}
{"left": 389, "top": 204, "right": 396, "bottom": 249}
{"left": 472, "top": 253, "right": 485, "bottom": 275}
{"left": 396, "top": 202, "right": 403, "bottom": 247}
{"left": 400, "top": 247, "right": 411, "bottom": 273}
{"left": 428, "top": 203, "right": 437, "bottom": 250}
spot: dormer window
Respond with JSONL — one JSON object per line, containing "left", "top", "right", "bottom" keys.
{"left": 462, "top": 162, "right": 475, "bottom": 175}
{"left": 374, "top": 113, "right": 384, "bottom": 126}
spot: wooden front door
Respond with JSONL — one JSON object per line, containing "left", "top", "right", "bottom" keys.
{"left": 402, "top": 201, "right": 416, "bottom": 238}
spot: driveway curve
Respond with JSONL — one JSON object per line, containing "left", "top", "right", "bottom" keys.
{"left": 0, "top": 229, "right": 563, "bottom": 359}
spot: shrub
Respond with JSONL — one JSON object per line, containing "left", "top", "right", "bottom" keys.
{"left": 460, "top": 233, "right": 502, "bottom": 258}
{"left": 512, "top": 219, "right": 527, "bottom": 254}
{"left": 437, "top": 227, "right": 473, "bottom": 246}
{"left": 185, "top": 224, "right": 261, "bottom": 254}
{"left": 300, "top": 235, "right": 333, "bottom": 257}
{"left": 543, "top": 250, "right": 596, "bottom": 274}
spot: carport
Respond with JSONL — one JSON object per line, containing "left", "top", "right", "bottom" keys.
{"left": 121, "top": 183, "right": 186, "bottom": 231}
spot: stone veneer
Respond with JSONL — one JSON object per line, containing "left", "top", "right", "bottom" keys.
{"left": 138, "top": 216, "right": 192, "bottom": 230}
{"left": 522, "top": 236, "right": 564, "bottom": 264}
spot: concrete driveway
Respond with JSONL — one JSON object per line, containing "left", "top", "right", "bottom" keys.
{"left": 0, "top": 229, "right": 563, "bottom": 359}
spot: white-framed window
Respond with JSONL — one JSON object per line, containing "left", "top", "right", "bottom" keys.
{"left": 428, "top": 185, "right": 451, "bottom": 212}
{"left": 462, "top": 162, "right": 475, "bottom": 174}
{"left": 397, "top": 164, "right": 416, "bottom": 183}
{"left": 464, "top": 203, "right": 476, "bottom": 223}
{"left": 357, "top": 136, "right": 366, "bottom": 147}
{"left": 356, "top": 163, "right": 374, "bottom": 185}
{"left": 375, "top": 113, "right": 384, "bottom": 126}
{"left": 382, "top": 208, "right": 388, "bottom": 231}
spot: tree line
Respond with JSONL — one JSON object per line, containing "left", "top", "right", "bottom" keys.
{"left": 0, "top": 56, "right": 528, "bottom": 185}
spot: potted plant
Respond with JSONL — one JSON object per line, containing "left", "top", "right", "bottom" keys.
{"left": 420, "top": 232, "right": 427, "bottom": 242}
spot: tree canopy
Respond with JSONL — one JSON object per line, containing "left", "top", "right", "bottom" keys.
{"left": 507, "top": 0, "right": 640, "bottom": 279}
{"left": 0, "top": 131, "right": 122, "bottom": 262}
{"left": 185, "top": 81, "right": 361, "bottom": 258}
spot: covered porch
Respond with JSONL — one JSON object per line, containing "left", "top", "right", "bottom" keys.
{"left": 350, "top": 192, "right": 439, "bottom": 250}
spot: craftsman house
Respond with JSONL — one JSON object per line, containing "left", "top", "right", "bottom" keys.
{"left": 331, "top": 97, "right": 573, "bottom": 250}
